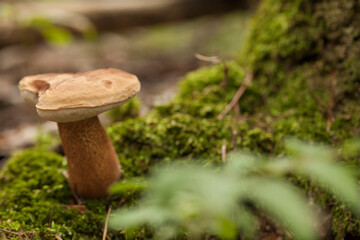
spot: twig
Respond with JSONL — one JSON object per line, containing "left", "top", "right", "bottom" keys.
{"left": 326, "top": 116, "right": 333, "bottom": 132}
{"left": 221, "top": 144, "right": 227, "bottom": 163}
{"left": 18, "top": 228, "right": 29, "bottom": 240}
{"left": 194, "top": 53, "right": 221, "bottom": 64}
{"left": 54, "top": 234, "right": 64, "bottom": 240}
{"left": 195, "top": 53, "right": 229, "bottom": 89}
{"left": 231, "top": 128, "right": 238, "bottom": 150}
{"left": 17, "top": 231, "right": 24, "bottom": 240}
{"left": 326, "top": 96, "right": 335, "bottom": 132}
{"left": 218, "top": 72, "right": 253, "bottom": 120}
{"left": 314, "top": 96, "right": 327, "bottom": 108}
{"left": 0, "top": 228, "right": 18, "bottom": 235}
{"left": 0, "top": 228, "right": 37, "bottom": 238}
{"left": 314, "top": 95, "right": 335, "bottom": 132}
{"left": 62, "top": 170, "right": 82, "bottom": 204}
{"left": 102, "top": 205, "right": 112, "bottom": 240}
{"left": 233, "top": 102, "right": 241, "bottom": 117}
{"left": 22, "top": 229, "right": 29, "bottom": 240}
{"left": 1, "top": 232, "right": 7, "bottom": 239}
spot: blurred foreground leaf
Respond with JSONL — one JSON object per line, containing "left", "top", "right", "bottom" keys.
{"left": 247, "top": 179, "right": 317, "bottom": 240}
{"left": 109, "top": 140, "right": 360, "bottom": 239}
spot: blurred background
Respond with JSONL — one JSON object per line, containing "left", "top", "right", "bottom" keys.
{"left": 0, "top": 0, "right": 258, "bottom": 165}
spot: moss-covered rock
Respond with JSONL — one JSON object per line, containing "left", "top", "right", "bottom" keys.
{"left": 1, "top": 0, "right": 360, "bottom": 239}
{"left": 241, "top": 0, "right": 360, "bottom": 238}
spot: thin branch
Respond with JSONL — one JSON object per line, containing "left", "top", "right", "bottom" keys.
{"left": 194, "top": 53, "right": 228, "bottom": 89}
{"left": 17, "top": 231, "right": 24, "bottom": 240}
{"left": 0, "top": 228, "right": 37, "bottom": 237}
{"left": 22, "top": 229, "right": 30, "bottom": 240}
{"left": 102, "top": 205, "right": 112, "bottom": 240}
{"left": 1, "top": 232, "right": 8, "bottom": 239}
{"left": 0, "top": 228, "right": 18, "bottom": 235}
{"left": 314, "top": 95, "right": 335, "bottom": 132}
{"left": 221, "top": 144, "right": 227, "bottom": 163}
{"left": 54, "top": 234, "right": 64, "bottom": 240}
{"left": 194, "top": 53, "right": 221, "bottom": 64}
{"left": 19, "top": 228, "right": 29, "bottom": 240}
{"left": 218, "top": 72, "right": 253, "bottom": 120}
{"left": 231, "top": 128, "right": 238, "bottom": 150}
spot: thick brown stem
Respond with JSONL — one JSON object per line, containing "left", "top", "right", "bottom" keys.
{"left": 58, "top": 116, "right": 121, "bottom": 198}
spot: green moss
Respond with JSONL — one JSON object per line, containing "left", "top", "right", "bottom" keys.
{"left": 239, "top": 0, "right": 360, "bottom": 238}
{"left": 108, "top": 113, "right": 233, "bottom": 178}
{"left": 241, "top": 0, "right": 316, "bottom": 70}
{"left": 0, "top": 148, "right": 70, "bottom": 201}
{"left": 0, "top": 148, "right": 107, "bottom": 239}
{"left": 331, "top": 203, "right": 360, "bottom": 239}
{"left": 0, "top": 149, "right": 148, "bottom": 239}
{"left": 107, "top": 97, "right": 141, "bottom": 123}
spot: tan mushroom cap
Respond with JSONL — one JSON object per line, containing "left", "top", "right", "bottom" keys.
{"left": 19, "top": 68, "right": 140, "bottom": 122}
{"left": 19, "top": 73, "right": 73, "bottom": 106}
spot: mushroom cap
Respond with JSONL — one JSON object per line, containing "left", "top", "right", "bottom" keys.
{"left": 19, "top": 68, "right": 141, "bottom": 122}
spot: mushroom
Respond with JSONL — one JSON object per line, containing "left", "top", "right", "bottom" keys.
{"left": 18, "top": 68, "right": 141, "bottom": 198}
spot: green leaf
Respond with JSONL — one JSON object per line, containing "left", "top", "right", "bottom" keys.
{"left": 286, "top": 139, "right": 334, "bottom": 162}
{"left": 299, "top": 161, "right": 360, "bottom": 215}
{"left": 233, "top": 206, "right": 257, "bottom": 239}
{"left": 225, "top": 152, "right": 259, "bottom": 176}
{"left": 263, "top": 157, "right": 295, "bottom": 175}
{"left": 215, "top": 216, "right": 238, "bottom": 239}
{"left": 248, "top": 178, "right": 318, "bottom": 240}
{"left": 285, "top": 139, "right": 360, "bottom": 215}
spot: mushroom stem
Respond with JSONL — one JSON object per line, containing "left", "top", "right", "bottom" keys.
{"left": 58, "top": 116, "right": 121, "bottom": 198}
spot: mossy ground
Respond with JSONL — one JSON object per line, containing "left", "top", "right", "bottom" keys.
{"left": 1, "top": 0, "right": 360, "bottom": 239}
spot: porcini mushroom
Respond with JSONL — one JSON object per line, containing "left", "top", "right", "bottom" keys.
{"left": 19, "top": 68, "right": 141, "bottom": 198}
